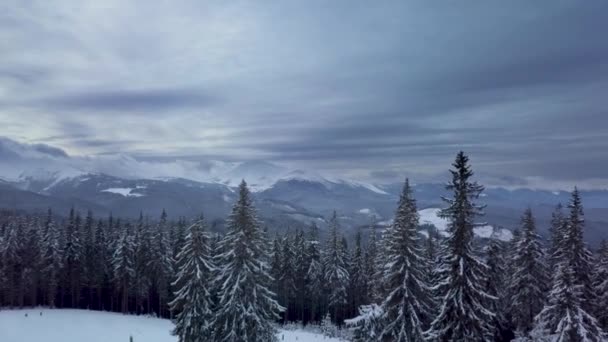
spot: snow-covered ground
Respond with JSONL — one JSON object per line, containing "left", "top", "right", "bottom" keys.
{"left": 0, "top": 308, "right": 344, "bottom": 342}
{"left": 418, "top": 208, "right": 513, "bottom": 241}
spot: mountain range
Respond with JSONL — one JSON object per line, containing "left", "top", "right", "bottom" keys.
{"left": 0, "top": 137, "right": 607, "bottom": 245}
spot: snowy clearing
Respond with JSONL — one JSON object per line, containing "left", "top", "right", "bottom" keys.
{"left": 418, "top": 208, "right": 513, "bottom": 241}
{"left": 0, "top": 308, "right": 344, "bottom": 342}
{"left": 101, "top": 187, "right": 144, "bottom": 197}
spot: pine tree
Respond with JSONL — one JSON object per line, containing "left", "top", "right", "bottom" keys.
{"left": 2, "top": 220, "right": 23, "bottom": 307}
{"left": 169, "top": 215, "right": 215, "bottom": 342}
{"left": 379, "top": 179, "right": 432, "bottom": 341}
{"left": 346, "top": 304, "right": 384, "bottom": 342}
{"left": 279, "top": 232, "right": 297, "bottom": 321}
{"left": 148, "top": 210, "right": 174, "bottom": 317}
{"left": 548, "top": 204, "right": 566, "bottom": 269}
{"left": 323, "top": 211, "right": 350, "bottom": 325}
{"left": 566, "top": 188, "right": 597, "bottom": 314}
{"left": 427, "top": 151, "right": 496, "bottom": 341}
{"left": 509, "top": 208, "right": 548, "bottom": 336}
{"left": 349, "top": 230, "right": 366, "bottom": 320}
{"left": 305, "top": 223, "right": 324, "bottom": 322}
{"left": 63, "top": 208, "right": 83, "bottom": 308}
{"left": 41, "top": 209, "right": 63, "bottom": 308}
{"left": 82, "top": 210, "right": 97, "bottom": 308}
{"left": 212, "top": 180, "right": 283, "bottom": 342}
{"left": 112, "top": 224, "right": 135, "bottom": 313}
{"left": 532, "top": 261, "right": 605, "bottom": 341}
{"left": 93, "top": 218, "right": 111, "bottom": 310}
{"left": 292, "top": 228, "right": 310, "bottom": 322}
{"left": 364, "top": 223, "right": 380, "bottom": 304}
{"left": 485, "top": 238, "right": 509, "bottom": 340}
{"left": 592, "top": 240, "right": 608, "bottom": 330}
{"left": 531, "top": 190, "right": 605, "bottom": 341}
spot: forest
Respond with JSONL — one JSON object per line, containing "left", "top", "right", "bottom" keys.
{"left": 1, "top": 152, "right": 607, "bottom": 341}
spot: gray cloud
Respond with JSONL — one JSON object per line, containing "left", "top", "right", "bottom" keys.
{"left": 0, "top": 0, "right": 607, "bottom": 189}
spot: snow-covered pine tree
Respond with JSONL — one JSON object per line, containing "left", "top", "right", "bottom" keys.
{"left": 112, "top": 224, "right": 135, "bottom": 314}
{"left": 566, "top": 188, "right": 597, "bottom": 314}
{"left": 169, "top": 214, "right": 215, "bottom": 342}
{"left": 592, "top": 240, "right": 608, "bottom": 330}
{"left": 292, "top": 228, "right": 310, "bottom": 322}
{"left": 93, "top": 218, "right": 111, "bottom": 310}
{"left": 20, "top": 216, "right": 42, "bottom": 306}
{"left": 2, "top": 220, "right": 23, "bottom": 307}
{"left": 346, "top": 304, "right": 384, "bottom": 342}
{"left": 531, "top": 260, "right": 605, "bottom": 341}
{"left": 364, "top": 223, "right": 380, "bottom": 304}
{"left": 133, "top": 213, "right": 153, "bottom": 314}
{"left": 63, "top": 208, "right": 83, "bottom": 308}
{"left": 349, "top": 230, "right": 366, "bottom": 320}
{"left": 379, "top": 178, "right": 433, "bottom": 341}
{"left": 82, "top": 210, "right": 97, "bottom": 308}
{"left": 548, "top": 204, "right": 566, "bottom": 269}
{"left": 270, "top": 234, "right": 283, "bottom": 303}
{"left": 508, "top": 208, "right": 548, "bottom": 336}
{"left": 323, "top": 211, "right": 350, "bottom": 325}
{"left": 279, "top": 232, "right": 297, "bottom": 321}
{"left": 426, "top": 151, "right": 496, "bottom": 341}
{"left": 484, "top": 238, "right": 509, "bottom": 340}
{"left": 212, "top": 180, "right": 283, "bottom": 342}
{"left": 41, "top": 209, "right": 63, "bottom": 308}
{"left": 305, "top": 222, "right": 324, "bottom": 322}
{"left": 148, "top": 210, "right": 174, "bottom": 317}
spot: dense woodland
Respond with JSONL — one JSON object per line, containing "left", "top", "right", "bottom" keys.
{"left": 1, "top": 152, "right": 607, "bottom": 341}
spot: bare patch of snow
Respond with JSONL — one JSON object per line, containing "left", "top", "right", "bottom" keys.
{"left": 101, "top": 187, "right": 144, "bottom": 197}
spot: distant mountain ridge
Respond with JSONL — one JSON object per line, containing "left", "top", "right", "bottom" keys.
{"left": 0, "top": 137, "right": 606, "bottom": 244}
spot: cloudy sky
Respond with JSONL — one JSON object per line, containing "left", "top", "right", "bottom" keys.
{"left": 1, "top": 1, "right": 607, "bottom": 188}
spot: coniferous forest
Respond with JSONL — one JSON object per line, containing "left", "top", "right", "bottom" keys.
{"left": 1, "top": 152, "right": 607, "bottom": 341}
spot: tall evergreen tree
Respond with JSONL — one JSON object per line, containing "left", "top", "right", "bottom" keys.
{"left": 508, "top": 208, "right": 548, "bottom": 336}
{"left": 112, "top": 224, "right": 135, "bottom": 313}
{"left": 349, "top": 230, "right": 366, "bottom": 320}
{"left": 63, "top": 209, "right": 83, "bottom": 307}
{"left": 41, "top": 209, "right": 63, "bottom": 308}
{"left": 364, "top": 224, "right": 380, "bottom": 304}
{"left": 305, "top": 223, "right": 324, "bottom": 322}
{"left": 485, "top": 238, "right": 509, "bottom": 341}
{"left": 169, "top": 215, "right": 215, "bottom": 342}
{"left": 592, "top": 240, "right": 608, "bottom": 330}
{"left": 427, "top": 151, "right": 495, "bottom": 341}
{"left": 212, "top": 180, "right": 283, "bottom": 342}
{"left": 379, "top": 179, "right": 433, "bottom": 341}
{"left": 566, "top": 188, "right": 597, "bottom": 314}
{"left": 323, "top": 211, "right": 350, "bottom": 325}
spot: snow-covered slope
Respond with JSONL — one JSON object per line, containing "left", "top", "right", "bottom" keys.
{"left": 0, "top": 309, "right": 345, "bottom": 342}
{"left": 417, "top": 208, "right": 513, "bottom": 241}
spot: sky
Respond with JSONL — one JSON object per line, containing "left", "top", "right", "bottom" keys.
{"left": 1, "top": 0, "right": 607, "bottom": 189}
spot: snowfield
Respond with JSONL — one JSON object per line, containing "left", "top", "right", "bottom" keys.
{"left": 0, "top": 308, "right": 344, "bottom": 342}
{"left": 418, "top": 208, "right": 513, "bottom": 241}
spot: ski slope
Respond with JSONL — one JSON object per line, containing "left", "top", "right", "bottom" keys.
{"left": 0, "top": 308, "right": 344, "bottom": 342}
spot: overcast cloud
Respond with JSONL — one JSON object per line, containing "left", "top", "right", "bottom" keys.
{"left": 1, "top": 0, "right": 607, "bottom": 189}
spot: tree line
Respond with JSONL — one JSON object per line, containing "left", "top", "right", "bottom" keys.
{"left": 1, "top": 151, "right": 607, "bottom": 341}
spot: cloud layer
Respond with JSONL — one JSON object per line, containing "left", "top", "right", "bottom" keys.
{"left": 1, "top": 0, "right": 607, "bottom": 188}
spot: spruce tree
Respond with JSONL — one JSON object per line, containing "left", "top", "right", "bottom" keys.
{"left": 349, "top": 230, "right": 366, "bottom": 320}
{"left": 41, "top": 209, "right": 63, "bottom": 308}
{"left": 593, "top": 240, "right": 608, "bottom": 330}
{"left": 379, "top": 179, "right": 433, "bottom": 341}
{"left": 305, "top": 223, "right": 324, "bottom": 322}
{"left": 566, "top": 188, "right": 597, "bottom": 314}
{"left": 426, "top": 151, "right": 495, "bottom": 341}
{"left": 169, "top": 215, "right": 215, "bottom": 342}
{"left": 364, "top": 224, "right": 380, "bottom": 304}
{"left": 508, "top": 208, "right": 548, "bottom": 336}
{"left": 212, "top": 180, "right": 283, "bottom": 342}
{"left": 112, "top": 224, "right": 135, "bottom": 313}
{"left": 485, "top": 238, "right": 509, "bottom": 340}
{"left": 323, "top": 211, "right": 350, "bottom": 325}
